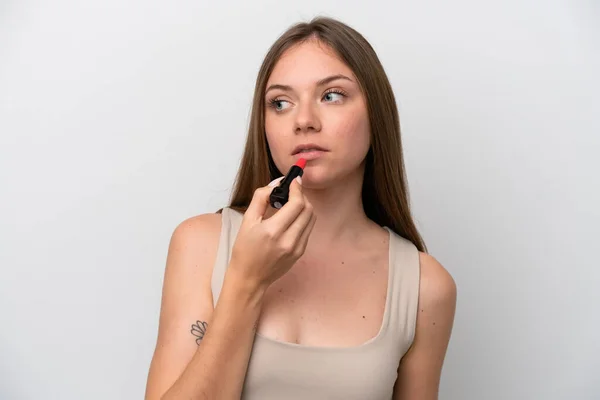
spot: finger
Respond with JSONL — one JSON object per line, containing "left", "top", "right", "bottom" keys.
{"left": 268, "top": 176, "right": 284, "bottom": 187}
{"left": 280, "top": 200, "right": 314, "bottom": 244}
{"left": 244, "top": 186, "right": 272, "bottom": 223}
{"left": 265, "top": 179, "right": 305, "bottom": 234}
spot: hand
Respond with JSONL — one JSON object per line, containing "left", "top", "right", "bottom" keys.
{"left": 228, "top": 177, "right": 316, "bottom": 291}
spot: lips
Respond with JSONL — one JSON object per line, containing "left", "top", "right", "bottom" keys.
{"left": 297, "top": 148, "right": 321, "bottom": 154}
{"left": 292, "top": 144, "right": 328, "bottom": 155}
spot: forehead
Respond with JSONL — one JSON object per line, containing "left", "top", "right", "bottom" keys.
{"left": 267, "top": 40, "right": 355, "bottom": 85}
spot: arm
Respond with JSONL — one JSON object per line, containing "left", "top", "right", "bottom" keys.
{"left": 393, "top": 252, "right": 457, "bottom": 400}
{"left": 145, "top": 182, "right": 315, "bottom": 400}
{"left": 144, "top": 214, "right": 266, "bottom": 400}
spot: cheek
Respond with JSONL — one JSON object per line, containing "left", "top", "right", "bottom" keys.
{"left": 332, "top": 110, "right": 371, "bottom": 159}
{"left": 265, "top": 117, "right": 289, "bottom": 170}
{"left": 265, "top": 117, "right": 282, "bottom": 147}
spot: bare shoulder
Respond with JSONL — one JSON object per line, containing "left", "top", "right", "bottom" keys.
{"left": 169, "top": 213, "right": 222, "bottom": 255}
{"left": 392, "top": 253, "right": 456, "bottom": 399}
{"left": 159, "top": 212, "right": 224, "bottom": 318}
{"left": 418, "top": 252, "right": 457, "bottom": 308}
{"left": 145, "top": 212, "right": 223, "bottom": 400}
{"left": 163, "top": 213, "right": 223, "bottom": 293}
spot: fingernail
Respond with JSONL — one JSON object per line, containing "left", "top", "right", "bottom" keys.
{"left": 268, "top": 177, "right": 283, "bottom": 187}
{"left": 295, "top": 176, "right": 302, "bottom": 185}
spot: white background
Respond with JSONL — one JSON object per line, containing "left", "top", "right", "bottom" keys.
{"left": 1, "top": 0, "right": 599, "bottom": 399}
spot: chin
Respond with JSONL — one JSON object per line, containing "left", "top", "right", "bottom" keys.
{"left": 306, "top": 161, "right": 365, "bottom": 189}
{"left": 300, "top": 168, "right": 341, "bottom": 190}
{"left": 298, "top": 171, "right": 324, "bottom": 189}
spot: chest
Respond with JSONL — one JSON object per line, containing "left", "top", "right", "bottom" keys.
{"left": 256, "top": 249, "right": 390, "bottom": 347}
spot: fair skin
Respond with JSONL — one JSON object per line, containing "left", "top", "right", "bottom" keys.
{"left": 145, "top": 39, "right": 456, "bottom": 400}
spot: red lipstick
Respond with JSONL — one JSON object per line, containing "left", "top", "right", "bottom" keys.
{"left": 269, "top": 158, "right": 306, "bottom": 209}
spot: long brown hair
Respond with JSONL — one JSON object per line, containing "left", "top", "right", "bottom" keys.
{"left": 223, "top": 16, "right": 426, "bottom": 253}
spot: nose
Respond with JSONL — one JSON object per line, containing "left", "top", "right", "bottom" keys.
{"left": 294, "top": 102, "right": 322, "bottom": 134}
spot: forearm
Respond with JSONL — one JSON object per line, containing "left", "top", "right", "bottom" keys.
{"left": 161, "top": 268, "right": 265, "bottom": 400}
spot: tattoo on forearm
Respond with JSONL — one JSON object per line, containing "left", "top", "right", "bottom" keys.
{"left": 191, "top": 320, "right": 208, "bottom": 345}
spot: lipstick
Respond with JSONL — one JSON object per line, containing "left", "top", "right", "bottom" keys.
{"left": 269, "top": 158, "right": 306, "bottom": 209}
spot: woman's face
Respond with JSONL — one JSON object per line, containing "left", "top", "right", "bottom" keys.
{"left": 264, "top": 39, "right": 371, "bottom": 188}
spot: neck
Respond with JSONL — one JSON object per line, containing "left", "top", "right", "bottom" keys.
{"left": 302, "top": 168, "right": 372, "bottom": 250}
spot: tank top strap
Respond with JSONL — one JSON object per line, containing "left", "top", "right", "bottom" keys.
{"left": 385, "top": 229, "right": 421, "bottom": 354}
{"left": 210, "top": 207, "right": 244, "bottom": 305}
{"left": 211, "top": 209, "right": 420, "bottom": 355}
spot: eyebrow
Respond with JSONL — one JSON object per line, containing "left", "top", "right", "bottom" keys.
{"left": 265, "top": 74, "right": 354, "bottom": 94}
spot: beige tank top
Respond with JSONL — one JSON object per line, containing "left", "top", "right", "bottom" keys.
{"left": 211, "top": 207, "right": 420, "bottom": 399}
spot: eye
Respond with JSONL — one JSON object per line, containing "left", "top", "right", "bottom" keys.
{"left": 268, "top": 98, "right": 292, "bottom": 112}
{"left": 322, "top": 90, "right": 346, "bottom": 103}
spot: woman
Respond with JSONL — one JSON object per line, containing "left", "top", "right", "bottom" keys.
{"left": 145, "top": 17, "right": 456, "bottom": 400}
